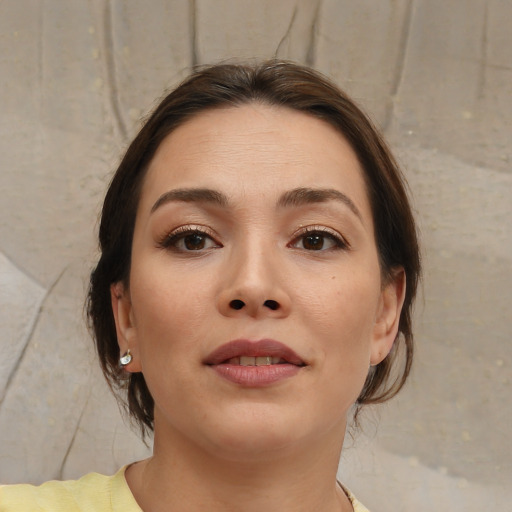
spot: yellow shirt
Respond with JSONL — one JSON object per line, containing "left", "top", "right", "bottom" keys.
{"left": 0, "top": 467, "right": 370, "bottom": 511}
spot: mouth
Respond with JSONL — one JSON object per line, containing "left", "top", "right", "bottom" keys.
{"left": 204, "top": 339, "right": 306, "bottom": 387}
{"left": 224, "top": 356, "right": 289, "bottom": 366}
{"left": 204, "top": 339, "right": 306, "bottom": 367}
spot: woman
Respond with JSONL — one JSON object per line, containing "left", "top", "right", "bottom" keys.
{"left": 1, "top": 60, "right": 420, "bottom": 511}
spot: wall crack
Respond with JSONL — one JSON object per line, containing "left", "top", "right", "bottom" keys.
{"left": 103, "top": 0, "right": 128, "bottom": 141}
{"left": 305, "top": 0, "right": 323, "bottom": 67}
{"left": 189, "top": 0, "right": 198, "bottom": 67}
{"left": 58, "top": 390, "right": 91, "bottom": 479}
{"left": 382, "top": 0, "right": 415, "bottom": 132}
{"left": 0, "top": 266, "right": 68, "bottom": 405}
{"left": 274, "top": 4, "right": 298, "bottom": 58}
{"left": 477, "top": 2, "right": 489, "bottom": 100}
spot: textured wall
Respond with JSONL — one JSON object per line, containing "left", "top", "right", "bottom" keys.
{"left": 1, "top": 1, "right": 510, "bottom": 510}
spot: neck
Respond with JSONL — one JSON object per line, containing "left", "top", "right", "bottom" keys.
{"left": 126, "top": 416, "right": 352, "bottom": 512}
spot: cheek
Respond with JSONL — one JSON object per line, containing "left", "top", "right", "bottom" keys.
{"left": 129, "top": 265, "right": 214, "bottom": 356}
{"left": 291, "top": 274, "right": 380, "bottom": 426}
{"left": 297, "top": 268, "right": 381, "bottom": 400}
{"left": 298, "top": 269, "right": 380, "bottom": 340}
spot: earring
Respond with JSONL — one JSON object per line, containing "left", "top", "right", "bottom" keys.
{"left": 120, "top": 349, "right": 132, "bottom": 366}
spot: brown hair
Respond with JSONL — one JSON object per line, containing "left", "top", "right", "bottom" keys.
{"left": 87, "top": 60, "right": 421, "bottom": 436}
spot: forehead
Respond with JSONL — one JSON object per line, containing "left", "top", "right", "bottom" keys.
{"left": 140, "top": 103, "right": 371, "bottom": 217}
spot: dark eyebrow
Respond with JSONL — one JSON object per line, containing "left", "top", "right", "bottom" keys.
{"left": 277, "top": 187, "right": 362, "bottom": 221}
{"left": 151, "top": 188, "right": 229, "bottom": 213}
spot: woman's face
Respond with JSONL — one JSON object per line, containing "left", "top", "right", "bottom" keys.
{"left": 112, "top": 103, "right": 404, "bottom": 459}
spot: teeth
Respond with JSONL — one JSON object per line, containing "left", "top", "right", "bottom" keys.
{"left": 238, "top": 356, "right": 282, "bottom": 366}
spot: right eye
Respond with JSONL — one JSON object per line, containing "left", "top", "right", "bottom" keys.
{"left": 159, "top": 227, "right": 221, "bottom": 252}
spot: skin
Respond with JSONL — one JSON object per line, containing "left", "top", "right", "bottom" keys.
{"left": 111, "top": 103, "right": 405, "bottom": 512}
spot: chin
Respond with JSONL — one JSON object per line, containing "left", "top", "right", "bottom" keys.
{"left": 190, "top": 405, "right": 292, "bottom": 454}
{"left": 201, "top": 404, "right": 342, "bottom": 463}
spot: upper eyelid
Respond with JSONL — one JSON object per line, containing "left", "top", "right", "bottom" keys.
{"left": 157, "top": 224, "right": 219, "bottom": 245}
{"left": 293, "top": 224, "right": 345, "bottom": 239}
{"left": 157, "top": 223, "right": 348, "bottom": 246}
{"left": 169, "top": 224, "right": 216, "bottom": 236}
{"left": 291, "top": 225, "right": 350, "bottom": 248}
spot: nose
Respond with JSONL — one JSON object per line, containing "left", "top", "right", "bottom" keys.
{"left": 216, "top": 246, "right": 291, "bottom": 319}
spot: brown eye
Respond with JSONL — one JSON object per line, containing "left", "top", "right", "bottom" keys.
{"left": 160, "top": 228, "right": 220, "bottom": 252}
{"left": 303, "top": 234, "right": 325, "bottom": 251}
{"left": 290, "top": 228, "right": 347, "bottom": 251}
{"left": 184, "top": 233, "right": 207, "bottom": 250}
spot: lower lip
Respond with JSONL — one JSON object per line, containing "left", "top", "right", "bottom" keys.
{"left": 209, "top": 364, "right": 302, "bottom": 387}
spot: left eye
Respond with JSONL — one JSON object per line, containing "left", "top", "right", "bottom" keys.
{"left": 179, "top": 232, "right": 215, "bottom": 251}
{"left": 160, "top": 229, "right": 220, "bottom": 252}
{"left": 291, "top": 230, "right": 345, "bottom": 251}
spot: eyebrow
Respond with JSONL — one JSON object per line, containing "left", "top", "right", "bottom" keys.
{"left": 150, "top": 186, "right": 362, "bottom": 221}
{"left": 277, "top": 187, "right": 362, "bottom": 221}
{"left": 151, "top": 188, "right": 229, "bottom": 213}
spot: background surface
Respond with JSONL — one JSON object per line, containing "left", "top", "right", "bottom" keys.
{"left": 1, "top": 1, "right": 511, "bottom": 510}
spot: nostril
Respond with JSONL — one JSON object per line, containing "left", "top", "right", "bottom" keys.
{"left": 230, "top": 299, "right": 245, "bottom": 310}
{"left": 263, "top": 300, "right": 279, "bottom": 311}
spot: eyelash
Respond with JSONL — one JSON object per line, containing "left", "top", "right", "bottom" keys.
{"left": 289, "top": 226, "right": 349, "bottom": 252}
{"left": 157, "top": 225, "right": 221, "bottom": 252}
{"left": 157, "top": 225, "right": 349, "bottom": 253}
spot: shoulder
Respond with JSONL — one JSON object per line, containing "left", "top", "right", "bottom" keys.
{"left": 347, "top": 491, "right": 370, "bottom": 512}
{"left": 341, "top": 485, "right": 371, "bottom": 512}
{"left": 0, "top": 466, "right": 141, "bottom": 512}
{"left": 350, "top": 494, "right": 372, "bottom": 512}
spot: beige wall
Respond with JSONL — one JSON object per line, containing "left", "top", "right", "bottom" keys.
{"left": 1, "top": 1, "right": 510, "bottom": 509}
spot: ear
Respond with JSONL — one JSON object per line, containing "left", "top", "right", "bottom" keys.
{"left": 370, "top": 268, "right": 406, "bottom": 366}
{"left": 110, "top": 282, "right": 142, "bottom": 372}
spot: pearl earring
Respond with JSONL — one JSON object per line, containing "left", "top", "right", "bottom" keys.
{"left": 120, "top": 349, "right": 132, "bottom": 366}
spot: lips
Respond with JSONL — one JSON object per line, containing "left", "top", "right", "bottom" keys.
{"left": 204, "top": 339, "right": 305, "bottom": 366}
{"left": 204, "top": 339, "right": 306, "bottom": 386}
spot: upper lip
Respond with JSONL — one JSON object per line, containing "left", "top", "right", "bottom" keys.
{"left": 204, "top": 339, "right": 305, "bottom": 366}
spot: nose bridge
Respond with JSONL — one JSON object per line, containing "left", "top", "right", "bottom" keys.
{"left": 218, "top": 230, "right": 290, "bottom": 318}
{"left": 231, "top": 233, "right": 278, "bottom": 295}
